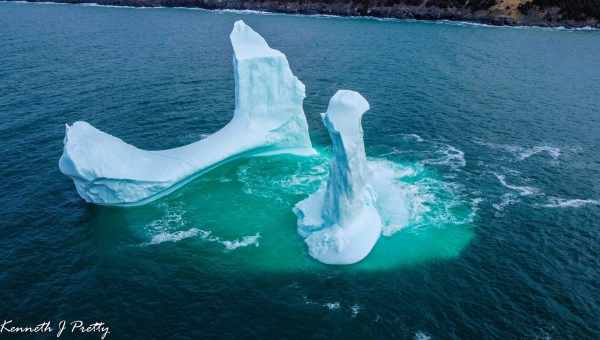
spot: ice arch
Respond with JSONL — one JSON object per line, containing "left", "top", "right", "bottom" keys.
{"left": 59, "top": 21, "right": 313, "bottom": 206}
{"left": 294, "top": 90, "right": 383, "bottom": 265}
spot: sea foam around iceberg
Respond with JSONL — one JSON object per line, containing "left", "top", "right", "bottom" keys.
{"left": 240, "top": 149, "right": 476, "bottom": 235}
{"left": 91, "top": 148, "right": 474, "bottom": 271}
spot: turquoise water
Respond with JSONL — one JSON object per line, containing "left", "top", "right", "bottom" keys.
{"left": 1, "top": 2, "right": 600, "bottom": 339}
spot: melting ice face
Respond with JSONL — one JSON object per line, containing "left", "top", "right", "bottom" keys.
{"left": 59, "top": 20, "right": 313, "bottom": 206}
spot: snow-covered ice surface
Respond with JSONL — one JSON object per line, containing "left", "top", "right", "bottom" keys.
{"left": 59, "top": 20, "right": 313, "bottom": 206}
{"left": 294, "top": 90, "right": 384, "bottom": 265}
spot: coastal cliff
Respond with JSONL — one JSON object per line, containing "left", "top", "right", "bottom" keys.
{"left": 19, "top": 0, "right": 600, "bottom": 27}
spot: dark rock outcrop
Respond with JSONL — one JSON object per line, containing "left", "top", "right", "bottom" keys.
{"left": 15, "top": 0, "right": 600, "bottom": 28}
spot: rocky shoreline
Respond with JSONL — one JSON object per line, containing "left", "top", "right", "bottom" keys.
{"left": 12, "top": 0, "right": 600, "bottom": 28}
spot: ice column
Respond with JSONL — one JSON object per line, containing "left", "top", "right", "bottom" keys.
{"left": 294, "top": 90, "right": 383, "bottom": 265}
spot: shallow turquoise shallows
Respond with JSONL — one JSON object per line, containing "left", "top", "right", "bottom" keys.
{"left": 1, "top": 2, "right": 599, "bottom": 339}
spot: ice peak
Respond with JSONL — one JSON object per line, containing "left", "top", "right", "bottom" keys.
{"left": 323, "top": 90, "right": 370, "bottom": 139}
{"left": 230, "top": 20, "right": 281, "bottom": 60}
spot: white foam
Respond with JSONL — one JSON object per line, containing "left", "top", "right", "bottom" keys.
{"left": 493, "top": 193, "right": 518, "bottom": 211}
{"left": 80, "top": 3, "right": 136, "bottom": 8}
{"left": 323, "top": 302, "right": 340, "bottom": 311}
{"left": 303, "top": 297, "right": 349, "bottom": 313}
{"left": 351, "top": 304, "right": 361, "bottom": 317}
{"left": 368, "top": 160, "right": 429, "bottom": 236}
{"left": 7, "top": 1, "right": 67, "bottom": 4}
{"left": 422, "top": 144, "right": 466, "bottom": 169}
{"left": 475, "top": 140, "right": 561, "bottom": 161}
{"left": 149, "top": 227, "right": 201, "bottom": 245}
{"left": 467, "top": 197, "right": 484, "bottom": 222}
{"left": 554, "top": 25, "right": 598, "bottom": 31}
{"left": 494, "top": 173, "right": 540, "bottom": 196}
{"left": 401, "top": 133, "right": 424, "bottom": 142}
{"left": 218, "top": 8, "right": 273, "bottom": 16}
{"left": 540, "top": 197, "right": 600, "bottom": 209}
{"left": 517, "top": 146, "right": 561, "bottom": 161}
{"left": 145, "top": 206, "right": 186, "bottom": 231}
{"left": 200, "top": 231, "right": 261, "bottom": 250}
{"left": 438, "top": 19, "right": 598, "bottom": 31}
{"left": 414, "top": 331, "right": 432, "bottom": 340}
{"left": 302, "top": 296, "right": 317, "bottom": 305}
{"left": 219, "top": 233, "right": 261, "bottom": 250}
{"left": 146, "top": 226, "right": 260, "bottom": 250}
{"left": 237, "top": 157, "right": 328, "bottom": 197}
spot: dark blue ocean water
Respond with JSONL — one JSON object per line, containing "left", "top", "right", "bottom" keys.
{"left": 1, "top": 2, "right": 600, "bottom": 339}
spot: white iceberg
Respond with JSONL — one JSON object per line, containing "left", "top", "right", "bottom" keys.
{"left": 59, "top": 20, "right": 314, "bottom": 206}
{"left": 294, "top": 90, "right": 383, "bottom": 265}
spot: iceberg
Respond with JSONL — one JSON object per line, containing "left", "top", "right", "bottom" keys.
{"left": 294, "top": 90, "right": 383, "bottom": 265}
{"left": 59, "top": 20, "right": 314, "bottom": 206}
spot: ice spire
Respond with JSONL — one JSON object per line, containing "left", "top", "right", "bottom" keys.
{"left": 294, "top": 90, "right": 383, "bottom": 265}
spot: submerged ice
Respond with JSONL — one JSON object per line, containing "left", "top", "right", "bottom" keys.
{"left": 294, "top": 90, "right": 387, "bottom": 265}
{"left": 59, "top": 20, "right": 313, "bottom": 206}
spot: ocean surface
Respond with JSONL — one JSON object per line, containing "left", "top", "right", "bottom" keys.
{"left": 1, "top": 2, "right": 599, "bottom": 339}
